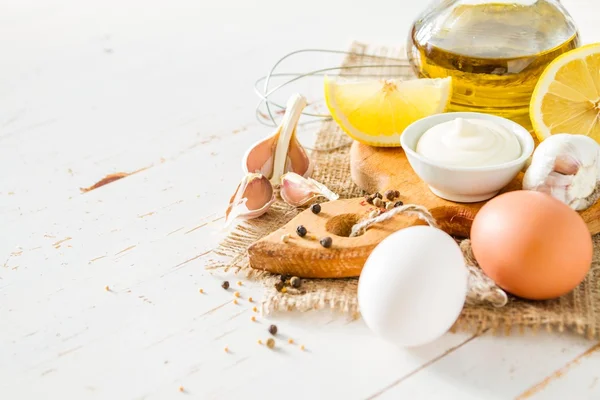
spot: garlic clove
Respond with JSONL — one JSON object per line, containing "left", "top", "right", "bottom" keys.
{"left": 279, "top": 172, "right": 339, "bottom": 207}
{"left": 225, "top": 173, "right": 275, "bottom": 225}
{"left": 523, "top": 134, "right": 600, "bottom": 210}
{"left": 286, "top": 135, "right": 313, "bottom": 178}
{"left": 554, "top": 153, "right": 581, "bottom": 175}
{"left": 270, "top": 94, "right": 307, "bottom": 184}
{"left": 243, "top": 94, "right": 312, "bottom": 184}
{"left": 243, "top": 135, "right": 276, "bottom": 178}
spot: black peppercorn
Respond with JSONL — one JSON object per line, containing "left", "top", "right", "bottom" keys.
{"left": 384, "top": 190, "right": 396, "bottom": 201}
{"left": 296, "top": 225, "right": 307, "bottom": 237}
{"left": 221, "top": 281, "right": 229, "bottom": 290}
{"left": 290, "top": 276, "right": 301, "bottom": 288}
{"left": 268, "top": 324, "right": 278, "bottom": 335}
{"left": 394, "top": 190, "right": 401, "bottom": 198}
{"left": 395, "top": 201, "right": 404, "bottom": 207}
{"left": 374, "top": 192, "right": 383, "bottom": 199}
{"left": 280, "top": 274, "right": 289, "bottom": 282}
{"left": 320, "top": 237, "right": 333, "bottom": 248}
{"left": 365, "top": 194, "right": 374, "bottom": 204}
{"left": 275, "top": 281, "right": 284, "bottom": 292}
{"left": 310, "top": 203, "right": 321, "bottom": 214}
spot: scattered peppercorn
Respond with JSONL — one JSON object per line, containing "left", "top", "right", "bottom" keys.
{"left": 266, "top": 338, "right": 275, "bottom": 349}
{"left": 320, "top": 237, "right": 333, "bottom": 248}
{"left": 288, "top": 338, "right": 294, "bottom": 344}
{"left": 275, "top": 281, "right": 285, "bottom": 292}
{"left": 395, "top": 201, "right": 404, "bottom": 207}
{"left": 251, "top": 316, "right": 256, "bottom": 322}
{"left": 281, "top": 287, "right": 288, "bottom": 293}
{"left": 258, "top": 339, "right": 263, "bottom": 345}
{"left": 384, "top": 189, "right": 396, "bottom": 200}
{"left": 268, "top": 324, "right": 278, "bottom": 335}
{"left": 237, "top": 281, "right": 242, "bottom": 286}
{"left": 233, "top": 299, "right": 238, "bottom": 305}
{"left": 179, "top": 386, "right": 185, "bottom": 393}
{"left": 365, "top": 194, "right": 374, "bottom": 204}
{"left": 394, "top": 190, "right": 400, "bottom": 198}
{"left": 248, "top": 297, "right": 253, "bottom": 302}
{"left": 222, "top": 281, "right": 230, "bottom": 290}
{"left": 253, "top": 306, "right": 258, "bottom": 312}
{"left": 310, "top": 203, "right": 321, "bottom": 214}
{"left": 296, "top": 225, "right": 307, "bottom": 237}
{"left": 224, "top": 346, "right": 229, "bottom": 353}
{"left": 290, "top": 276, "right": 301, "bottom": 288}
{"left": 104, "top": 285, "right": 110, "bottom": 291}
{"left": 374, "top": 192, "right": 383, "bottom": 199}
{"left": 234, "top": 291, "right": 240, "bottom": 298}
{"left": 199, "top": 288, "right": 204, "bottom": 294}
{"left": 280, "top": 274, "right": 289, "bottom": 282}
{"left": 385, "top": 202, "right": 395, "bottom": 211}
{"left": 373, "top": 197, "right": 383, "bottom": 207}
{"left": 300, "top": 345, "right": 305, "bottom": 351}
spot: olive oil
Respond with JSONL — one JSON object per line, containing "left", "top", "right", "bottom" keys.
{"left": 408, "top": 1, "right": 580, "bottom": 129}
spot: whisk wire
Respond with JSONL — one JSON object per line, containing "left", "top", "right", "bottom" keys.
{"left": 255, "top": 48, "right": 412, "bottom": 127}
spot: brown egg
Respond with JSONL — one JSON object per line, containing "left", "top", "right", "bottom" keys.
{"left": 471, "top": 191, "right": 592, "bottom": 300}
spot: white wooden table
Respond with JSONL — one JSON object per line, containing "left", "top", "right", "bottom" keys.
{"left": 1, "top": 0, "right": 599, "bottom": 398}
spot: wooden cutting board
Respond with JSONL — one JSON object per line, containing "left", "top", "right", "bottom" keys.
{"left": 247, "top": 141, "right": 600, "bottom": 279}
{"left": 350, "top": 141, "right": 600, "bottom": 236}
{"left": 248, "top": 198, "right": 424, "bottom": 278}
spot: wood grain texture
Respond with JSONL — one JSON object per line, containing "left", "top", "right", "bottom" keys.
{"left": 351, "top": 141, "right": 600, "bottom": 236}
{"left": 248, "top": 194, "right": 480, "bottom": 278}
{"left": 248, "top": 199, "right": 419, "bottom": 278}
{"left": 1, "top": 0, "right": 600, "bottom": 398}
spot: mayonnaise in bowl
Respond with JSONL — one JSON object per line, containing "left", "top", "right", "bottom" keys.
{"left": 415, "top": 117, "right": 522, "bottom": 168}
{"left": 400, "top": 112, "right": 535, "bottom": 203}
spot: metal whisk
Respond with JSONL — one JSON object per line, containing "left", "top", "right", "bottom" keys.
{"left": 253, "top": 48, "right": 413, "bottom": 129}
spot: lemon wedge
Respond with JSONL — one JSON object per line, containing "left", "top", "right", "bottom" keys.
{"left": 531, "top": 43, "right": 600, "bottom": 143}
{"left": 324, "top": 76, "right": 452, "bottom": 147}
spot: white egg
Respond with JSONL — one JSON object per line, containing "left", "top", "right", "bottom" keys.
{"left": 358, "top": 226, "right": 468, "bottom": 347}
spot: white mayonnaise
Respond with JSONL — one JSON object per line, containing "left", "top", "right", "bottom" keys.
{"left": 416, "top": 118, "right": 522, "bottom": 167}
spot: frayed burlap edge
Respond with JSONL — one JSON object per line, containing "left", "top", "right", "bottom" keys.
{"left": 208, "top": 41, "right": 600, "bottom": 340}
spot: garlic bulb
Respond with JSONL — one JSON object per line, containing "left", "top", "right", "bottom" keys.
{"left": 523, "top": 134, "right": 600, "bottom": 211}
{"left": 225, "top": 173, "right": 276, "bottom": 225}
{"left": 243, "top": 94, "right": 312, "bottom": 184}
{"left": 279, "top": 172, "right": 339, "bottom": 207}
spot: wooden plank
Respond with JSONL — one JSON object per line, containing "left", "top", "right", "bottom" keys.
{"left": 517, "top": 342, "right": 600, "bottom": 399}
{"left": 370, "top": 331, "right": 594, "bottom": 399}
{"left": 2, "top": 0, "right": 600, "bottom": 398}
{"left": 0, "top": 134, "right": 473, "bottom": 398}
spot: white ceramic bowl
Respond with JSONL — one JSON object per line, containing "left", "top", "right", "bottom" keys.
{"left": 400, "top": 112, "right": 535, "bottom": 203}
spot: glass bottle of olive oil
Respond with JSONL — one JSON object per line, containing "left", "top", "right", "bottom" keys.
{"left": 408, "top": 0, "right": 580, "bottom": 129}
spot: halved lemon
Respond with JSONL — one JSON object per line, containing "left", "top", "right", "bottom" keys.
{"left": 324, "top": 76, "right": 452, "bottom": 147}
{"left": 531, "top": 43, "right": 600, "bottom": 143}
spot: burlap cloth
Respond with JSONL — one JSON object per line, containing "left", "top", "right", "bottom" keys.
{"left": 211, "top": 42, "right": 600, "bottom": 339}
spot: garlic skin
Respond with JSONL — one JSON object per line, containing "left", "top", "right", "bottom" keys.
{"left": 243, "top": 94, "right": 312, "bottom": 184}
{"left": 279, "top": 172, "right": 339, "bottom": 207}
{"left": 523, "top": 134, "right": 600, "bottom": 211}
{"left": 225, "top": 173, "right": 276, "bottom": 225}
